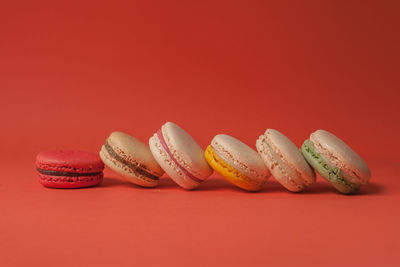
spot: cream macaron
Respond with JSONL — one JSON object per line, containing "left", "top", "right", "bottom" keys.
{"left": 256, "top": 129, "right": 315, "bottom": 192}
{"left": 149, "top": 122, "right": 213, "bottom": 190}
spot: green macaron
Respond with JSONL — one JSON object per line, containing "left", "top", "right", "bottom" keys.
{"left": 301, "top": 130, "right": 371, "bottom": 194}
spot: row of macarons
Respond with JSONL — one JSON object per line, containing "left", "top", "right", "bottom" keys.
{"left": 36, "top": 122, "right": 371, "bottom": 194}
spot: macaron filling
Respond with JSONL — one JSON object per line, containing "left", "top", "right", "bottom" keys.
{"left": 156, "top": 129, "right": 203, "bottom": 183}
{"left": 36, "top": 168, "right": 102, "bottom": 177}
{"left": 302, "top": 139, "right": 359, "bottom": 191}
{"left": 104, "top": 141, "right": 159, "bottom": 180}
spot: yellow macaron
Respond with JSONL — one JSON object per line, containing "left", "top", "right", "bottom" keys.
{"left": 205, "top": 134, "right": 270, "bottom": 191}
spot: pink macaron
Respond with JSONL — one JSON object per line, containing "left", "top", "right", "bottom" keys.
{"left": 149, "top": 122, "right": 213, "bottom": 190}
{"left": 256, "top": 129, "right": 316, "bottom": 192}
{"left": 36, "top": 150, "right": 104, "bottom": 188}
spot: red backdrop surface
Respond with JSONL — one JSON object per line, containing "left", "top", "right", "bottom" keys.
{"left": 1, "top": 0, "right": 399, "bottom": 266}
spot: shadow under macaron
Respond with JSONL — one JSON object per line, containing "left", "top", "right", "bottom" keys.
{"left": 157, "top": 176, "right": 238, "bottom": 192}
{"left": 356, "top": 182, "right": 386, "bottom": 195}
{"left": 296, "top": 180, "right": 342, "bottom": 195}
{"left": 295, "top": 180, "right": 385, "bottom": 196}
{"left": 100, "top": 174, "right": 335, "bottom": 193}
{"left": 100, "top": 175, "right": 386, "bottom": 195}
{"left": 259, "top": 179, "right": 386, "bottom": 195}
{"left": 100, "top": 176, "right": 139, "bottom": 188}
{"left": 194, "top": 178, "right": 238, "bottom": 192}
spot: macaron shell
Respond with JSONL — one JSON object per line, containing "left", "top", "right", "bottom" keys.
{"left": 205, "top": 145, "right": 265, "bottom": 191}
{"left": 107, "top": 131, "right": 164, "bottom": 176}
{"left": 161, "top": 122, "right": 212, "bottom": 179}
{"left": 36, "top": 150, "right": 104, "bottom": 173}
{"left": 211, "top": 134, "right": 270, "bottom": 180}
{"left": 310, "top": 129, "right": 371, "bottom": 184}
{"left": 149, "top": 134, "right": 199, "bottom": 189}
{"left": 256, "top": 129, "right": 315, "bottom": 192}
{"left": 39, "top": 173, "right": 103, "bottom": 189}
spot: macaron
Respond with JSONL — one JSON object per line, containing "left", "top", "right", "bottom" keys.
{"left": 256, "top": 129, "right": 315, "bottom": 192}
{"left": 36, "top": 150, "right": 104, "bottom": 188}
{"left": 149, "top": 122, "right": 213, "bottom": 190}
{"left": 205, "top": 134, "right": 270, "bottom": 191}
{"left": 100, "top": 131, "right": 164, "bottom": 187}
{"left": 301, "top": 129, "right": 371, "bottom": 194}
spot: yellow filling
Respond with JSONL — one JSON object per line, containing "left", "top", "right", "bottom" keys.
{"left": 205, "top": 145, "right": 264, "bottom": 191}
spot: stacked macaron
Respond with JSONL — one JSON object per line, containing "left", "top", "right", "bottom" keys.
{"left": 35, "top": 123, "right": 371, "bottom": 194}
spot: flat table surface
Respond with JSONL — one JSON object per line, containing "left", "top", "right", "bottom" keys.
{"left": 1, "top": 156, "right": 399, "bottom": 266}
{"left": 1, "top": 0, "right": 399, "bottom": 266}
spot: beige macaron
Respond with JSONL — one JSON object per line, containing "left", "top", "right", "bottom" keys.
{"left": 100, "top": 131, "right": 164, "bottom": 187}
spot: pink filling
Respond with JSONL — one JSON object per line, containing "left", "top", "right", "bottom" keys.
{"left": 157, "top": 129, "right": 203, "bottom": 183}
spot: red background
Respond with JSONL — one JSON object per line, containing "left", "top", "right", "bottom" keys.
{"left": 1, "top": 0, "right": 399, "bottom": 266}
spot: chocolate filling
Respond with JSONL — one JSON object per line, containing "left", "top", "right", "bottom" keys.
{"left": 104, "top": 141, "right": 159, "bottom": 180}
{"left": 36, "top": 168, "right": 102, "bottom": 177}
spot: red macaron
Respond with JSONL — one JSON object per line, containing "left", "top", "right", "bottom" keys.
{"left": 36, "top": 150, "right": 104, "bottom": 188}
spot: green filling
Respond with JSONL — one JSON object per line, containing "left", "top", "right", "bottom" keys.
{"left": 301, "top": 139, "right": 359, "bottom": 193}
